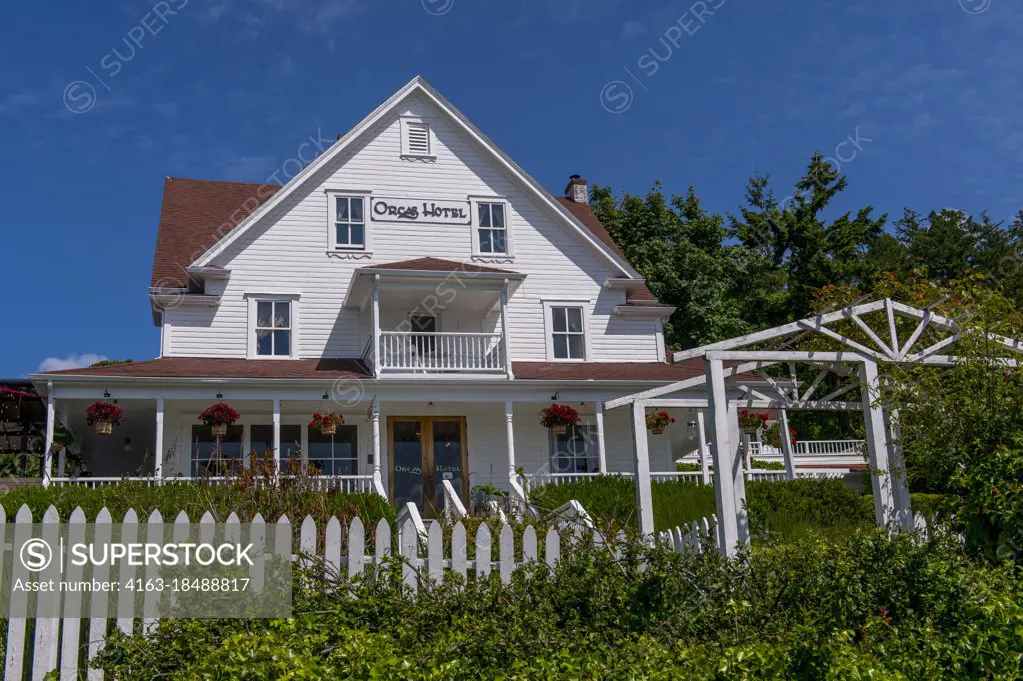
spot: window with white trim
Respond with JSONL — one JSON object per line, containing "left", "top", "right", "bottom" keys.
{"left": 400, "top": 118, "right": 433, "bottom": 158}
{"left": 549, "top": 424, "right": 600, "bottom": 474}
{"left": 477, "top": 202, "right": 507, "bottom": 254}
{"left": 550, "top": 305, "right": 586, "bottom": 360}
{"left": 332, "top": 195, "right": 366, "bottom": 250}
{"left": 255, "top": 300, "right": 291, "bottom": 357}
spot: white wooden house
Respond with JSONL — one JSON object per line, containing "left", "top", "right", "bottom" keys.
{"left": 31, "top": 76, "right": 768, "bottom": 514}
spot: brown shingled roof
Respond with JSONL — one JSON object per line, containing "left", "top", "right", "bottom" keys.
{"left": 371, "top": 257, "right": 516, "bottom": 274}
{"left": 152, "top": 178, "right": 281, "bottom": 289}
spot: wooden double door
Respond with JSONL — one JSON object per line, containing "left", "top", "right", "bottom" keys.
{"left": 387, "top": 416, "right": 468, "bottom": 516}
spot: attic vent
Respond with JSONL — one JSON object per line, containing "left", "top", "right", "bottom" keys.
{"left": 401, "top": 118, "right": 433, "bottom": 158}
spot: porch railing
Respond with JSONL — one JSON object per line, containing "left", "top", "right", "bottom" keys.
{"left": 524, "top": 467, "right": 847, "bottom": 490}
{"left": 747, "top": 440, "right": 865, "bottom": 461}
{"left": 48, "top": 475, "right": 376, "bottom": 493}
{"left": 378, "top": 332, "right": 505, "bottom": 373}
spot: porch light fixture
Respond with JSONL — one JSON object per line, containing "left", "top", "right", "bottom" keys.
{"left": 550, "top": 392, "right": 559, "bottom": 401}
{"left": 322, "top": 392, "right": 329, "bottom": 400}
{"left": 216, "top": 393, "right": 223, "bottom": 399}
{"left": 686, "top": 409, "right": 698, "bottom": 438}
{"left": 123, "top": 437, "right": 132, "bottom": 452}
{"left": 103, "top": 390, "right": 111, "bottom": 399}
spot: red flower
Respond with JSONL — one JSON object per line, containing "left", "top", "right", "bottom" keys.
{"left": 198, "top": 403, "right": 240, "bottom": 426}
{"left": 86, "top": 401, "right": 124, "bottom": 426}
{"left": 309, "top": 412, "right": 344, "bottom": 428}
{"left": 540, "top": 403, "right": 581, "bottom": 428}
{"left": 738, "top": 409, "right": 769, "bottom": 430}
{"left": 645, "top": 411, "right": 675, "bottom": 430}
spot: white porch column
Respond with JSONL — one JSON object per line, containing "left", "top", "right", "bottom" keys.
{"left": 154, "top": 398, "right": 165, "bottom": 482}
{"left": 860, "top": 360, "right": 895, "bottom": 528}
{"left": 371, "top": 397, "right": 383, "bottom": 493}
{"left": 779, "top": 408, "right": 796, "bottom": 481}
{"left": 728, "top": 401, "right": 749, "bottom": 545}
{"left": 372, "top": 274, "right": 381, "bottom": 379}
{"left": 696, "top": 409, "right": 711, "bottom": 485}
{"left": 272, "top": 399, "right": 281, "bottom": 472}
{"left": 630, "top": 400, "right": 656, "bottom": 538}
{"left": 43, "top": 382, "right": 54, "bottom": 487}
{"left": 500, "top": 279, "right": 514, "bottom": 379}
{"left": 884, "top": 406, "right": 913, "bottom": 531}
{"left": 706, "top": 360, "right": 740, "bottom": 556}
{"left": 504, "top": 400, "right": 516, "bottom": 481}
{"left": 595, "top": 401, "right": 608, "bottom": 474}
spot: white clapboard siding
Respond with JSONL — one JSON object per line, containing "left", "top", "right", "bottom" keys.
{"left": 0, "top": 500, "right": 722, "bottom": 679}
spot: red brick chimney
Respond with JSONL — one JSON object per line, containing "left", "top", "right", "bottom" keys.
{"left": 565, "top": 174, "right": 588, "bottom": 203}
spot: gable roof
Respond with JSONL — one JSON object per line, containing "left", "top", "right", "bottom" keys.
{"left": 186, "top": 76, "right": 639, "bottom": 279}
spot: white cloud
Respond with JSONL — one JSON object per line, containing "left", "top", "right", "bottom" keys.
{"left": 38, "top": 354, "right": 109, "bottom": 372}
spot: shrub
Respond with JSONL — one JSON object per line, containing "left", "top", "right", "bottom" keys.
{"left": 528, "top": 477, "right": 874, "bottom": 541}
{"left": 0, "top": 482, "right": 394, "bottom": 526}
{"left": 95, "top": 532, "right": 1023, "bottom": 679}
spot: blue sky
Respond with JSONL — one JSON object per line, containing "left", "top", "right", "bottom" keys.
{"left": 1, "top": 0, "right": 1021, "bottom": 377}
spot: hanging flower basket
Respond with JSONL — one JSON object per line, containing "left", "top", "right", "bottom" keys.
{"left": 540, "top": 403, "right": 580, "bottom": 435}
{"left": 738, "top": 409, "right": 769, "bottom": 435}
{"left": 309, "top": 412, "right": 344, "bottom": 436}
{"left": 86, "top": 401, "right": 123, "bottom": 436}
{"left": 198, "top": 403, "right": 240, "bottom": 438}
{"left": 645, "top": 411, "right": 675, "bottom": 435}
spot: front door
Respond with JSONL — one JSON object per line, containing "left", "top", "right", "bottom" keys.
{"left": 388, "top": 416, "right": 468, "bottom": 516}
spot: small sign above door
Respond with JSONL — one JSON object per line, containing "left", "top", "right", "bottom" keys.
{"left": 370, "top": 197, "right": 471, "bottom": 225}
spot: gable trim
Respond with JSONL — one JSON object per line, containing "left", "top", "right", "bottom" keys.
{"left": 190, "top": 76, "right": 638, "bottom": 279}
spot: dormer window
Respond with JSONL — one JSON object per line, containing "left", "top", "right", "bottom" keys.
{"left": 400, "top": 117, "right": 434, "bottom": 159}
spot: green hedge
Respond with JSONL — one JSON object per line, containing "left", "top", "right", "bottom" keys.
{"left": 0, "top": 482, "right": 394, "bottom": 525}
{"left": 95, "top": 532, "right": 1023, "bottom": 679}
{"left": 529, "top": 477, "right": 874, "bottom": 540}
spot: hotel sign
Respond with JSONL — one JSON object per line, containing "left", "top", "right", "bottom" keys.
{"left": 370, "top": 197, "right": 471, "bottom": 225}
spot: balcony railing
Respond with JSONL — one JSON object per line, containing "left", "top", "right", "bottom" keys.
{"left": 378, "top": 332, "right": 506, "bottom": 373}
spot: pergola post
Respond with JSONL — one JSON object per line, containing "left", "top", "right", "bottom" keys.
{"left": 884, "top": 406, "right": 913, "bottom": 530}
{"left": 706, "top": 359, "right": 741, "bottom": 556}
{"left": 696, "top": 410, "right": 711, "bottom": 485}
{"left": 630, "top": 400, "right": 656, "bottom": 538}
{"left": 859, "top": 360, "right": 895, "bottom": 528}
{"left": 779, "top": 408, "right": 796, "bottom": 481}
{"left": 728, "top": 401, "right": 749, "bottom": 545}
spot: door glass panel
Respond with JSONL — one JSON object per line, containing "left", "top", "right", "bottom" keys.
{"left": 392, "top": 420, "right": 424, "bottom": 508}
{"left": 431, "top": 420, "right": 464, "bottom": 513}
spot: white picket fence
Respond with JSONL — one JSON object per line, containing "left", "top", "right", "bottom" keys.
{"left": 658, "top": 515, "right": 718, "bottom": 554}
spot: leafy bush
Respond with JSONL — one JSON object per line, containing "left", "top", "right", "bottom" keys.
{"left": 95, "top": 532, "right": 1023, "bottom": 679}
{"left": 0, "top": 482, "right": 394, "bottom": 525}
{"left": 528, "top": 477, "right": 874, "bottom": 541}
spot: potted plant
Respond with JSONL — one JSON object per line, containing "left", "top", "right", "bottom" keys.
{"left": 198, "top": 403, "right": 240, "bottom": 438}
{"left": 645, "top": 411, "right": 675, "bottom": 435}
{"left": 50, "top": 426, "right": 73, "bottom": 453}
{"left": 764, "top": 423, "right": 798, "bottom": 448}
{"left": 309, "top": 411, "right": 344, "bottom": 436}
{"left": 737, "top": 409, "right": 769, "bottom": 435}
{"left": 540, "top": 403, "right": 580, "bottom": 435}
{"left": 86, "top": 401, "right": 123, "bottom": 435}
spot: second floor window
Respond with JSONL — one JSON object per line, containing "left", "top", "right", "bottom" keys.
{"left": 551, "top": 306, "right": 586, "bottom": 360}
{"left": 256, "top": 300, "right": 291, "bottom": 356}
{"left": 477, "top": 202, "right": 507, "bottom": 254}
{"left": 334, "top": 196, "right": 365, "bottom": 249}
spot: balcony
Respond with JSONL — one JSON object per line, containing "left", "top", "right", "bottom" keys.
{"left": 377, "top": 332, "right": 506, "bottom": 373}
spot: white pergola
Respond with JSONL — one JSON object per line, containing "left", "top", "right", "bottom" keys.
{"left": 606, "top": 298, "right": 1023, "bottom": 556}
